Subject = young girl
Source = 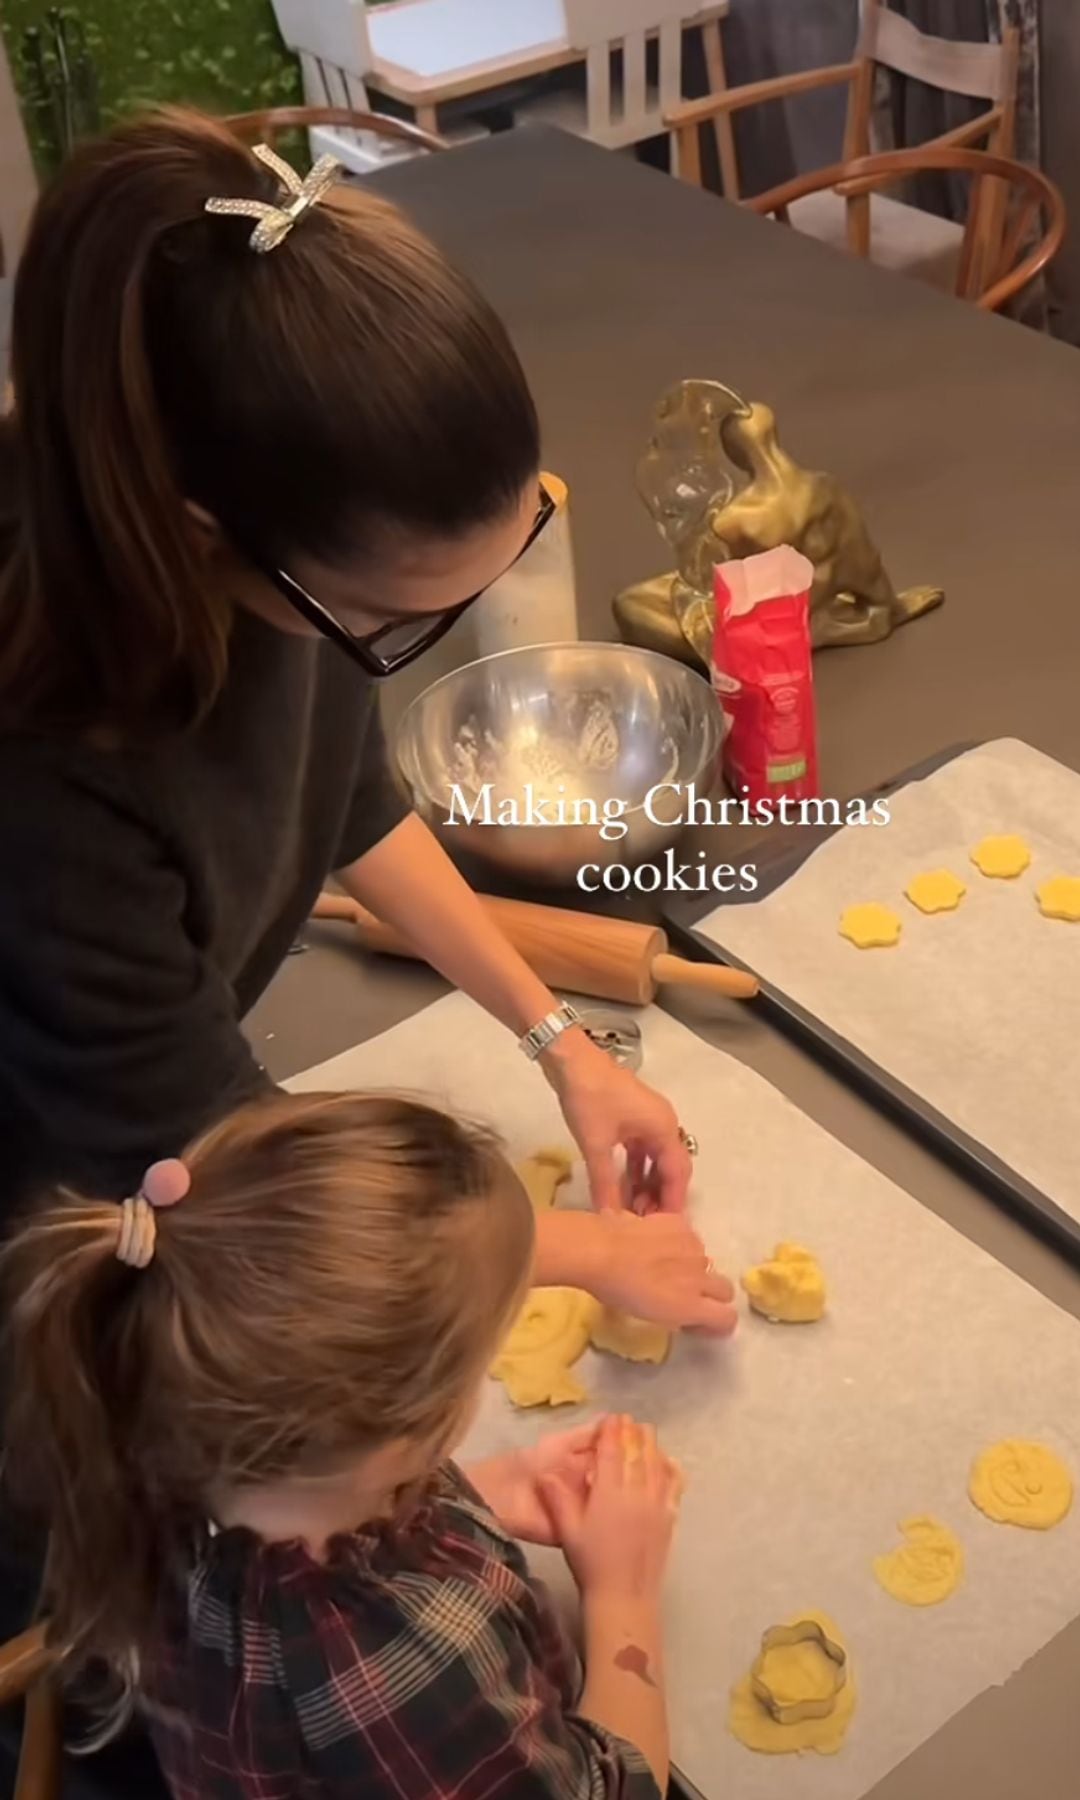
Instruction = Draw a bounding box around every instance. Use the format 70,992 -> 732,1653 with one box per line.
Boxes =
2,1091 -> 682,1799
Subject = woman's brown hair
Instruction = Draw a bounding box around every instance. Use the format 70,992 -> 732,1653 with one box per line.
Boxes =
0,1090 -> 532,1683
0,107 -> 540,737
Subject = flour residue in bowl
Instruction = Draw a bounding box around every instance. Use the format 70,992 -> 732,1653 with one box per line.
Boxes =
449,696 -> 679,817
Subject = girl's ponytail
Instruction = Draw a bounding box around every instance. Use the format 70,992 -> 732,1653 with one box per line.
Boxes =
2,1199 -> 176,1672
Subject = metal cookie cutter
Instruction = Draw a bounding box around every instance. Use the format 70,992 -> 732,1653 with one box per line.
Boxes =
750,1619 -> 847,1725
578,1010 -> 643,1072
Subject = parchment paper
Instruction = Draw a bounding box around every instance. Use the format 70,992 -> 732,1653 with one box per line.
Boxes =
288,993 -> 1080,1800
697,738 -> 1080,1225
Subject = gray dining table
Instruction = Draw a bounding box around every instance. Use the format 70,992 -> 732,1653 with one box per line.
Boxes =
249,127 -> 1080,1800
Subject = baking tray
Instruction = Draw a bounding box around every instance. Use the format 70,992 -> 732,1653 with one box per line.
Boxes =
662,743 -> 1080,1267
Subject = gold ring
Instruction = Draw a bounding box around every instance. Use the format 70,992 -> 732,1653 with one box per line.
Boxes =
678,1127 -> 698,1156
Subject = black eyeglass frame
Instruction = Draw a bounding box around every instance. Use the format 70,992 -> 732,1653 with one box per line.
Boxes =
248,485 -> 556,678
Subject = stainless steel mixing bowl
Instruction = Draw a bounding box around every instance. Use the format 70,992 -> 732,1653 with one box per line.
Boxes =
395,642 -> 724,884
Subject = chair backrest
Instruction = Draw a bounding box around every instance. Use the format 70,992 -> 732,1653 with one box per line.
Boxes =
561,0 -> 688,146
863,0 -> 1010,102
271,0 -> 373,113
847,0 -> 1019,162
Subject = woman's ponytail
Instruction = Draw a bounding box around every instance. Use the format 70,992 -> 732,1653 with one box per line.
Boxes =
0,106 -> 540,742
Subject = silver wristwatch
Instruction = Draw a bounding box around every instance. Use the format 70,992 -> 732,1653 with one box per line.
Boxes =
519,1002 -> 583,1062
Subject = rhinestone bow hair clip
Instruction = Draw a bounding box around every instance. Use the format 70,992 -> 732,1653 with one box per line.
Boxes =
205,143 -> 342,254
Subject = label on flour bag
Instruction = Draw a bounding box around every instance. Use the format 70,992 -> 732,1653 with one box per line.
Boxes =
711,546 -> 819,807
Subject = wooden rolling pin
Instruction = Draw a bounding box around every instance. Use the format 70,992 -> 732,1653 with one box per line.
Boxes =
311,892 -> 758,1005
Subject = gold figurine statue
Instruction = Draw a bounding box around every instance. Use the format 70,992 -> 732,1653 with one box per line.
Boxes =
615,380 -> 943,669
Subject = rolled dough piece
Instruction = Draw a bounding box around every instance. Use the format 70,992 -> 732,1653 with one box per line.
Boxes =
742,1243 -> 825,1323
970,834 -> 1031,879
729,1613 -> 856,1756
968,1439 -> 1073,1529
490,1149 -> 672,1407
904,869 -> 967,915
872,1516 -> 964,1606
1036,875 -> 1080,922
839,903 -> 902,949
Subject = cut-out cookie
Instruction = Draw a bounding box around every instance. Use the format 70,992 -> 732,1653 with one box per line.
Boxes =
839,903 -> 902,949
904,870 -> 966,915
729,1613 -> 856,1756
742,1244 -> 825,1323
970,835 -> 1031,879
1036,876 -> 1080,922
873,1516 -> 964,1606
491,1150 -> 672,1408
968,1439 -> 1073,1529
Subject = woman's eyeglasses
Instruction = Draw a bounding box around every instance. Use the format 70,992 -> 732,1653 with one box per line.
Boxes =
256,486 -> 556,678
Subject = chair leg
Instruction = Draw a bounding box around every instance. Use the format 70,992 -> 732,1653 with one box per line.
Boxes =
14,1678 -> 62,1800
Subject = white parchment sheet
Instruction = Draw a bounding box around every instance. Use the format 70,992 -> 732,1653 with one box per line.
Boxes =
697,738 -> 1080,1226
289,995 -> 1080,1800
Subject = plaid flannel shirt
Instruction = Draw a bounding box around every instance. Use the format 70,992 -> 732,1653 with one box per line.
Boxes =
143,1465 -> 661,1800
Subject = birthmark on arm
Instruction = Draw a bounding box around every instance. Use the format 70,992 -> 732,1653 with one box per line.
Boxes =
614,1644 -> 658,1689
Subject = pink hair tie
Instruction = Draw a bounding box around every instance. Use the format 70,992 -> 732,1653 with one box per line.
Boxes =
140,1159 -> 191,1209
115,1159 -> 191,1269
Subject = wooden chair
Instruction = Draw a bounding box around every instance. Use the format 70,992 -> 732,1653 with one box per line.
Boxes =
0,1623 -> 60,1800
667,0 -> 1020,294
268,0 -> 475,174
747,146 -> 1065,314
512,0 -> 732,177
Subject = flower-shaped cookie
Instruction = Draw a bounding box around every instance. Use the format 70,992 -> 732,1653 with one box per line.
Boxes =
1036,875 -> 1080,922
839,903 -> 902,948
970,835 -> 1031,879
905,869 -> 967,914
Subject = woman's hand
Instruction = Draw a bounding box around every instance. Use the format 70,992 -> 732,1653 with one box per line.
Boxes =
467,1421 -> 604,1545
585,1211 -> 737,1335
541,1031 -> 692,1214
531,1208 -> 737,1336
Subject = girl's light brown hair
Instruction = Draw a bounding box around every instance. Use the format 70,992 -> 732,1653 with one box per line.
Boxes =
0,107 -> 540,738
1,1090 -> 532,1677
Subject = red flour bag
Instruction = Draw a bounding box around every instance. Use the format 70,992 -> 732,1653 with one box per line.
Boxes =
711,546 -> 819,807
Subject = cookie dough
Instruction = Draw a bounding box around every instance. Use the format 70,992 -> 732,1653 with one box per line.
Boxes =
590,1306 -> 671,1366
970,835 -> 1031,879
517,1148 -> 574,1212
491,1150 -> 672,1407
839,903 -> 902,949
1036,875 -> 1080,922
729,1614 -> 856,1756
969,1440 -> 1073,1529
905,869 -> 967,915
742,1244 -> 826,1323
872,1516 -> 964,1606
491,1287 -> 599,1407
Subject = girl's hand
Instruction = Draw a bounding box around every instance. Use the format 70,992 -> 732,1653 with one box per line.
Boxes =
467,1421 -> 603,1545
539,1415 -> 683,1603
542,1033 -> 691,1214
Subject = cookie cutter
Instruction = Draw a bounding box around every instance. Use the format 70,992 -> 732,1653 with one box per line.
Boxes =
750,1619 -> 847,1724
578,1010 -> 643,1072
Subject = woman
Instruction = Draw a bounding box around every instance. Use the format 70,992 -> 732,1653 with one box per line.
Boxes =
0,110 -> 735,1335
